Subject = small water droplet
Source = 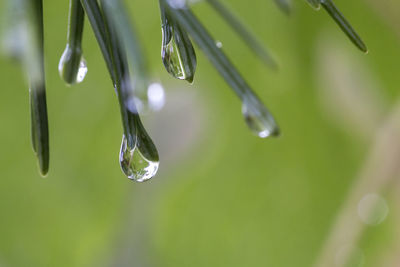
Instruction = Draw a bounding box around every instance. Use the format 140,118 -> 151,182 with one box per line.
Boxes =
242,95 -> 279,138
119,134 -> 159,182
58,45 -> 88,85
306,0 -> 321,10
357,193 -> 389,226
216,41 -> 223,48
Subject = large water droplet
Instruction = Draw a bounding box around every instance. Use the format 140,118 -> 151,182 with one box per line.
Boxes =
58,45 -> 88,85
119,135 -> 159,182
242,95 -> 280,138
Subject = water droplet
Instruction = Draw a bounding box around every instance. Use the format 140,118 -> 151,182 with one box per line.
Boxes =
306,0 -> 321,10
242,95 -> 279,138
161,20 -> 196,83
162,33 -> 185,80
119,134 -> 159,182
357,193 -> 389,226
216,41 -> 223,48
335,244 -> 364,267
58,45 -> 88,85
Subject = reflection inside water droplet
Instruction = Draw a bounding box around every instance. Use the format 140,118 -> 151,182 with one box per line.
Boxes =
76,59 -> 88,83
161,19 -> 196,84
160,3 -> 196,83
119,135 -> 159,182
241,95 -> 279,138
58,45 -> 88,85
162,31 -> 186,80
357,193 -> 389,226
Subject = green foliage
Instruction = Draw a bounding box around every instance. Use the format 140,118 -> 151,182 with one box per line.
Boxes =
1,0 -> 367,179
1,0 -> 399,266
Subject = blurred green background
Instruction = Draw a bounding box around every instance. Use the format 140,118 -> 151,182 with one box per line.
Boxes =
1,0 -> 400,266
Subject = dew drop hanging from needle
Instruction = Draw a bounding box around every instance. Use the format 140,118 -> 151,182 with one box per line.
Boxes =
58,0 -> 88,85
118,83 -> 160,182
241,95 -> 280,138
160,0 -> 197,84
119,114 -> 160,182
119,134 -> 160,182
59,46 -> 88,85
